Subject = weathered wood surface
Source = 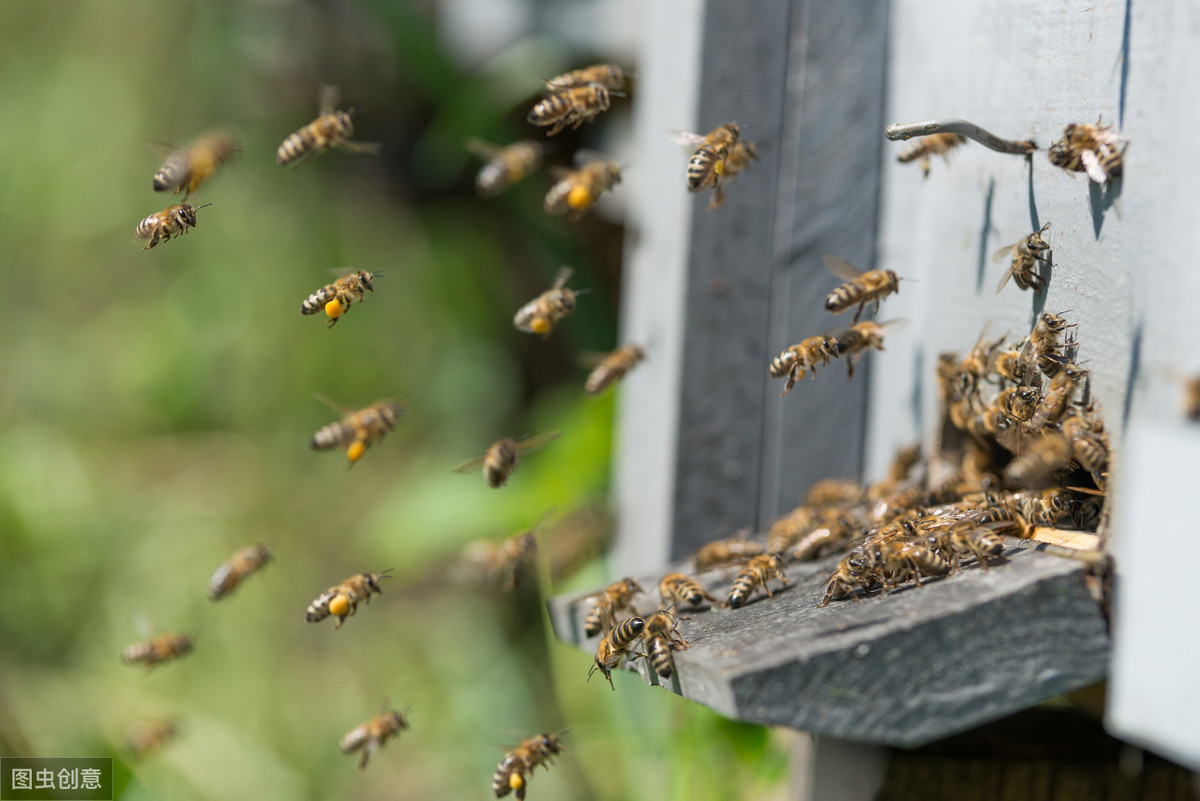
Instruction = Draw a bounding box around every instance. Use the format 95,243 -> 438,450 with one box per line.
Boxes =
548,540 -> 1109,747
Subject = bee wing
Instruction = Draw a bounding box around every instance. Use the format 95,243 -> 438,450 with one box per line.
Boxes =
313,393 -> 353,414
336,140 -> 382,155
147,139 -> 183,158
991,243 -> 1018,264
822,254 -> 864,281
577,351 -> 607,369
465,138 -> 502,159
1079,149 -> 1108,183
995,263 -> 1018,294
318,84 -> 341,117
667,130 -> 707,150
453,455 -> 488,473
572,149 -> 608,168
552,266 -> 574,288
515,430 -> 563,455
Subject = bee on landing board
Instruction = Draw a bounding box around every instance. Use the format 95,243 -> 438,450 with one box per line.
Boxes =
152,130 -> 239,198
658,572 -> 718,610
135,203 -> 210,250
1047,119 -> 1126,184
466,139 -> 544,197
993,223 -> 1052,294
492,732 -> 566,800
584,344 -> 645,394
823,254 -> 902,322
725,553 -> 789,609
643,609 -> 688,680
692,535 -> 764,571
543,159 -> 621,220
769,334 -> 839,395
301,269 -> 382,328
340,707 -> 409,770
306,569 -> 392,629
546,63 -> 626,92
671,122 -> 741,209
513,267 -> 581,338
589,616 -> 645,690
527,82 -> 613,137
583,577 -> 643,637
896,133 -> 966,178
310,396 -> 405,467
277,85 -> 381,167
454,432 -> 562,488
122,633 -> 193,668
208,544 -> 272,600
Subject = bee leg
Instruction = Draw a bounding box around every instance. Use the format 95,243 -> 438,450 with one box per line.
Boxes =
852,302 -> 865,324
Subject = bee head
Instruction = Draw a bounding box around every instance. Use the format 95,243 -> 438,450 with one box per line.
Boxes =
335,110 -> 354,135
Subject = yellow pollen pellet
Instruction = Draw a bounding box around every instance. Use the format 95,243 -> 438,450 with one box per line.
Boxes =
567,185 -> 593,210
329,595 -> 350,617
324,298 -> 344,320
346,440 -> 366,463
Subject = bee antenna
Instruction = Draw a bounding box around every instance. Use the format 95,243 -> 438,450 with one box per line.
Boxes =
378,568 -> 395,579
193,203 -> 214,210
609,90 -> 628,98
573,288 -> 593,297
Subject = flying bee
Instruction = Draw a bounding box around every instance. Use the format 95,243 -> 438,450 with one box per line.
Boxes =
706,139 -> 759,210
584,344 -> 645,394
671,122 -> 741,209
643,609 -> 688,680
310,396 -> 405,467
527,82 -> 613,137
658,572 -> 718,609
125,720 -> 178,759
770,334 -> 840,395
134,202 -> 210,250
835,319 -> 905,379
1004,430 -> 1072,486
1187,376 -> 1200,421
588,616 -> 645,690
896,132 -> 967,177
543,159 -> 621,220
513,267 -> 580,338
583,577 -> 643,637
493,732 -> 566,801
692,535 -> 764,571
301,269 -> 382,328
1030,364 -> 1088,429
466,139 -> 544,197
122,633 -> 193,668
461,531 -> 539,592
305,569 -> 391,629
994,222 -> 1052,294
277,85 -> 380,167
725,553 -> 788,609
208,544 -> 272,601
547,63 -> 626,92
152,129 -> 239,197
823,255 -> 902,323
454,431 -> 562,488
340,707 -> 409,770
1047,119 -> 1126,184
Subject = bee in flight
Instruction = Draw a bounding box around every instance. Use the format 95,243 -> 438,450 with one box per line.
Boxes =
152,129 -> 239,198
993,222 -> 1052,293
122,633 -> 193,668
709,139 -> 760,209
835,319 -> 903,380
340,707 -> 409,770
301,269 -> 382,328
310,396 -> 406,466
671,122 -> 741,209
493,732 -> 567,800
277,85 -> 381,168
896,132 -> 967,178
543,158 -> 621,220
460,530 -> 539,592
546,63 -> 626,92
1047,119 -> 1126,184
769,334 -> 839,395
306,569 -> 392,629
466,139 -> 544,197
125,719 -> 178,760
823,254 -> 902,322
527,82 -> 614,137
584,344 -> 645,394
135,203 -> 210,250
208,544 -> 272,601
454,432 -> 562,488
513,267 -> 581,338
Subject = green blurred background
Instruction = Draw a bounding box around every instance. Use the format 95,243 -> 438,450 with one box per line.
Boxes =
0,1 -> 790,798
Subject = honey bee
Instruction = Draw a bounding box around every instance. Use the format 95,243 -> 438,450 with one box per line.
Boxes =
461,531 -> 539,592
543,159 -> 621,220
125,720 -> 178,759
122,633 -> 193,667
996,385 -> 1042,424
208,544 -> 272,601
466,139 -> 544,197
492,732 -> 566,801
1184,376 -> 1200,421
583,577 -> 643,637
305,570 -> 391,629
658,572 -> 718,609
896,132 -> 967,177
819,546 -> 880,606
992,345 -> 1031,385
692,535 -> 764,571
770,334 -> 840,395
135,202 -> 210,250
707,139 -> 759,210
584,344 -> 645,394
877,539 -> 950,589
994,223 -> 1052,294
589,616 -> 645,690
513,267 -> 580,338
152,130 -> 239,197
823,255 -> 902,322
527,82 -> 613,137
1011,487 -> 1076,527
1060,408 -> 1109,488
806,479 -> 865,508
301,269 -> 382,328
1028,312 -> 1075,378
1029,364 -> 1088,429
643,610 -> 688,680
1003,430 -> 1072,486
277,85 -> 380,167
946,524 -> 1007,569
1047,120 -> 1126,184
672,122 -> 740,209
454,432 -> 562,488
547,63 -> 626,91
725,553 -> 788,609
340,708 -> 409,770
310,397 -> 406,466
835,320 -> 900,379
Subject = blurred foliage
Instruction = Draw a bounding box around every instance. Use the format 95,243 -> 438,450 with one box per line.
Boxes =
0,1 -> 790,799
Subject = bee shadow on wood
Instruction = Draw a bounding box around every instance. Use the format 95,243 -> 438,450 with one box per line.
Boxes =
1121,318 -> 1143,429
976,177 -> 995,294
1088,177 -> 1122,239
1119,0 -> 1133,128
